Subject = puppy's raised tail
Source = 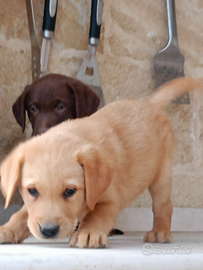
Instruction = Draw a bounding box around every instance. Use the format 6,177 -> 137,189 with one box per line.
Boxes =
148,77 -> 203,109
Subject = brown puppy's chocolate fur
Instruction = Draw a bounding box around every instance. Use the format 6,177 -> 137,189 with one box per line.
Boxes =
12,74 -> 100,136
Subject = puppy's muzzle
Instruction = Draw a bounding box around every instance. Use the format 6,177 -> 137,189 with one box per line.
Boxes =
33,127 -> 49,136
40,224 -> 60,239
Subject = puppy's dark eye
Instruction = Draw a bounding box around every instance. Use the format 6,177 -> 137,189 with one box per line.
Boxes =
28,188 -> 39,198
30,105 -> 38,113
64,188 -> 76,198
56,104 -> 66,111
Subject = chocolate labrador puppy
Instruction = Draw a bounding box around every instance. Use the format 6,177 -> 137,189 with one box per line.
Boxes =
12,74 -> 100,136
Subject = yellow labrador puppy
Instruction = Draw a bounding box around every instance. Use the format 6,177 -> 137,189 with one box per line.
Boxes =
0,77 -> 202,248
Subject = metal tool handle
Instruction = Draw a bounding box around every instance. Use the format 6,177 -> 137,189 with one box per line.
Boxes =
89,0 -> 103,46
42,0 -> 58,39
166,0 -> 179,46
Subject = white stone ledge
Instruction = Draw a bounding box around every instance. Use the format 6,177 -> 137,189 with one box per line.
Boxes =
1,233 -> 203,270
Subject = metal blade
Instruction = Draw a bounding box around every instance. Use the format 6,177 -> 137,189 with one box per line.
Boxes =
77,45 -> 105,108
77,45 -> 101,87
25,0 -> 41,82
40,38 -> 51,77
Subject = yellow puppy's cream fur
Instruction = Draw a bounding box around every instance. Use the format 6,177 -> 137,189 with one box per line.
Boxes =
0,77 -> 202,247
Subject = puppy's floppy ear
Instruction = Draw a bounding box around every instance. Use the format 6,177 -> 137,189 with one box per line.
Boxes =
77,146 -> 114,211
0,144 -> 25,209
68,82 -> 100,117
12,85 -> 30,132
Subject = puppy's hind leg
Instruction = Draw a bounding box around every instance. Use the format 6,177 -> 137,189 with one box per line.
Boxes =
144,157 -> 173,243
0,205 -> 30,244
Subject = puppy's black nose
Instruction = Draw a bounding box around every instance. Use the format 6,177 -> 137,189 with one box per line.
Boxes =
40,224 -> 60,239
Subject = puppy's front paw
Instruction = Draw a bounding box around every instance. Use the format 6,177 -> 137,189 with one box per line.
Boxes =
0,225 -> 29,244
0,226 -> 17,244
70,229 -> 108,248
144,230 -> 173,243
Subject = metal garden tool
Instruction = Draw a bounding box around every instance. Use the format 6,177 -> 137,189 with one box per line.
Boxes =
153,0 -> 189,104
41,0 -> 58,77
25,0 -> 58,81
77,0 -> 105,109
